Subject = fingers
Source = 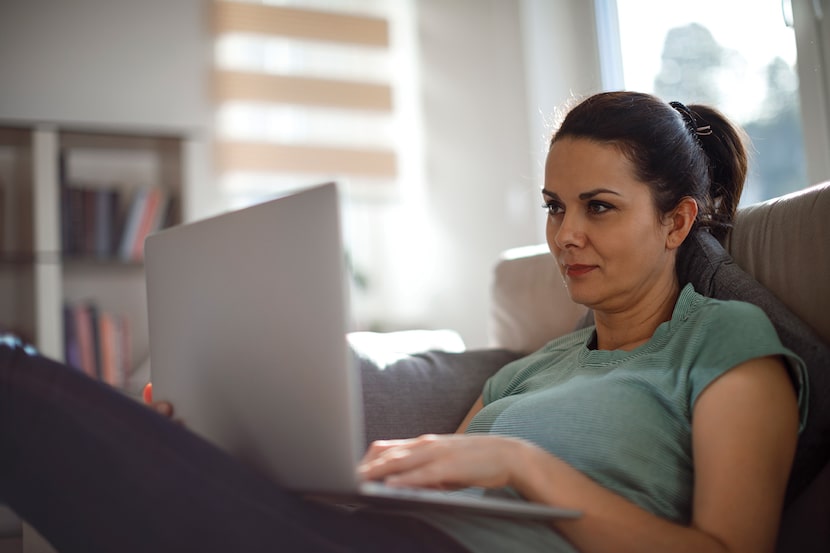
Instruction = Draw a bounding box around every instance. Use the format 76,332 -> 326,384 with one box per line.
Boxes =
358,435 -> 464,487
359,436 -> 426,475
141,381 -> 179,421
151,401 -> 174,418
360,437 -> 426,464
383,459 -> 460,490
358,434 -> 530,491
142,382 -> 153,404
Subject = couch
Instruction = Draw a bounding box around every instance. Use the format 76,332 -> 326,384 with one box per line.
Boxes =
5,183 -> 828,552
354,181 -> 830,553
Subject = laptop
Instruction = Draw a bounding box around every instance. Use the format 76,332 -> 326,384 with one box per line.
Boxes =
144,182 -> 579,520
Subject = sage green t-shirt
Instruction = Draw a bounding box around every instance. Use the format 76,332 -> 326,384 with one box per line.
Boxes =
410,284 -> 807,553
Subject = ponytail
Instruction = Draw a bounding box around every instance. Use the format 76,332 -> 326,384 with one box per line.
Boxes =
679,104 -> 749,241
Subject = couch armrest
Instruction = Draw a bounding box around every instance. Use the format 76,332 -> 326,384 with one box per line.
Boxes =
489,244 -> 588,353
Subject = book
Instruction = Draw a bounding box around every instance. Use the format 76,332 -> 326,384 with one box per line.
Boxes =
118,315 -> 131,383
72,303 -> 97,379
117,188 -> 149,261
94,187 -> 119,258
63,304 -> 82,372
98,311 -> 123,387
65,186 -> 86,256
64,300 -> 131,388
130,187 -> 167,261
87,303 -> 103,380
82,188 -> 97,256
60,183 -> 173,261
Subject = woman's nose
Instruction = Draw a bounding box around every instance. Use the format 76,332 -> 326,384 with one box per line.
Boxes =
551,213 -> 585,249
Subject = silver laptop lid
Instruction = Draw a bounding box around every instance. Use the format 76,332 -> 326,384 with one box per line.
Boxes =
145,182 -> 365,494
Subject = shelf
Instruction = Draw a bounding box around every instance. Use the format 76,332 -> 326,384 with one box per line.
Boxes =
0,123 -> 187,388
0,252 -> 37,265
61,255 -> 146,269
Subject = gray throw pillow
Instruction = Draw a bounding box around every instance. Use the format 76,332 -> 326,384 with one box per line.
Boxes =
676,229 -> 830,505
355,348 -> 522,448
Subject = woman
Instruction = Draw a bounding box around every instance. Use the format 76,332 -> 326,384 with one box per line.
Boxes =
0,91 -> 805,553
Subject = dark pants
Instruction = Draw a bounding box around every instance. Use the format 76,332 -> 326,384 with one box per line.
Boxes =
0,339 -> 468,553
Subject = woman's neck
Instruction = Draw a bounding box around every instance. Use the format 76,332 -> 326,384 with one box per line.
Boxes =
592,279 -> 681,351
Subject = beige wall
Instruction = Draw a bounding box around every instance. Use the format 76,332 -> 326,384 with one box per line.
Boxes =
415,0 -> 602,346
0,0 -> 210,131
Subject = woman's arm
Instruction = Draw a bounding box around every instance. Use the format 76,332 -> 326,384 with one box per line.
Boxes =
360,355 -> 799,553
527,355 -> 798,553
688,355 -> 798,552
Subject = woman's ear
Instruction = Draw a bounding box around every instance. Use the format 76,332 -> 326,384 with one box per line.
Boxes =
665,197 -> 698,250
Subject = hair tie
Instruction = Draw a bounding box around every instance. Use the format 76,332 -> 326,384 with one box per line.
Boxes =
669,101 -> 713,137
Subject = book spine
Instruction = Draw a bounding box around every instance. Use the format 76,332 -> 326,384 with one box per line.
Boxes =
131,187 -> 163,261
63,303 -> 82,371
66,187 -> 85,256
98,312 -> 122,387
72,303 -> 97,379
120,315 -> 132,380
95,188 -> 116,258
87,303 -> 102,380
66,302 -> 131,387
82,188 -> 97,257
118,188 -> 148,261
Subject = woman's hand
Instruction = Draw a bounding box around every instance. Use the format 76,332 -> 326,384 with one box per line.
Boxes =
141,382 -> 175,419
357,434 -> 534,491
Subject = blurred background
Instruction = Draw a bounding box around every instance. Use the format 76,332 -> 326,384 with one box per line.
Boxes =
1,0 -> 828,349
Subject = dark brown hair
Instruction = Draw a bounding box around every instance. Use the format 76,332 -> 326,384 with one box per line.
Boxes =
550,91 -> 748,242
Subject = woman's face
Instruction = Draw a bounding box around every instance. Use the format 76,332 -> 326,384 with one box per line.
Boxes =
543,137 -> 678,313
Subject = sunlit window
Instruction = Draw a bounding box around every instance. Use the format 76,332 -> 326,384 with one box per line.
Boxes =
614,0 -> 807,204
212,0 -> 425,330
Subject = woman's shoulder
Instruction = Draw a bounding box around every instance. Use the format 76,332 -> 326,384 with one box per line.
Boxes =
676,284 -> 805,391
669,284 -> 801,374
681,284 -> 775,337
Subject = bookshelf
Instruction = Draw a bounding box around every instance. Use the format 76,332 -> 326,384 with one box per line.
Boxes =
0,127 -> 36,346
0,124 -> 188,395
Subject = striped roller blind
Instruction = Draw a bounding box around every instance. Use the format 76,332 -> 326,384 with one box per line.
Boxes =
213,0 -> 402,203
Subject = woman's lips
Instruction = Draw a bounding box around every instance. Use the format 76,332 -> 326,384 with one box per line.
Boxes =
564,264 -> 597,277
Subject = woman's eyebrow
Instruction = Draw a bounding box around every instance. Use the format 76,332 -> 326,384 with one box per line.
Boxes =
541,188 -> 621,200
578,188 -> 622,200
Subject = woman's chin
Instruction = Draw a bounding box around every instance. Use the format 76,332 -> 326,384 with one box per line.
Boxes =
564,284 -> 602,309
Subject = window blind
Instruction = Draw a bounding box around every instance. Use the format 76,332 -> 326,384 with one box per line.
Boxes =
213,0 -> 400,202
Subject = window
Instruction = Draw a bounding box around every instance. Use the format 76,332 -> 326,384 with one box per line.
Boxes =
212,0 -> 424,330
213,0 -> 416,205
613,0 -> 807,204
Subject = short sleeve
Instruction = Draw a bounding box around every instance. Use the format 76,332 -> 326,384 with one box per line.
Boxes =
687,299 -> 808,431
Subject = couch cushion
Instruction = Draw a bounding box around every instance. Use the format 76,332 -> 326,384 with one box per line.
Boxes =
677,229 -> 830,505
726,182 -> 830,345
489,244 -> 588,353
354,348 -> 522,448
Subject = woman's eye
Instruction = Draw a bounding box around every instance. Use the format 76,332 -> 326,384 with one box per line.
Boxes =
588,201 -> 613,214
542,202 -> 564,216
